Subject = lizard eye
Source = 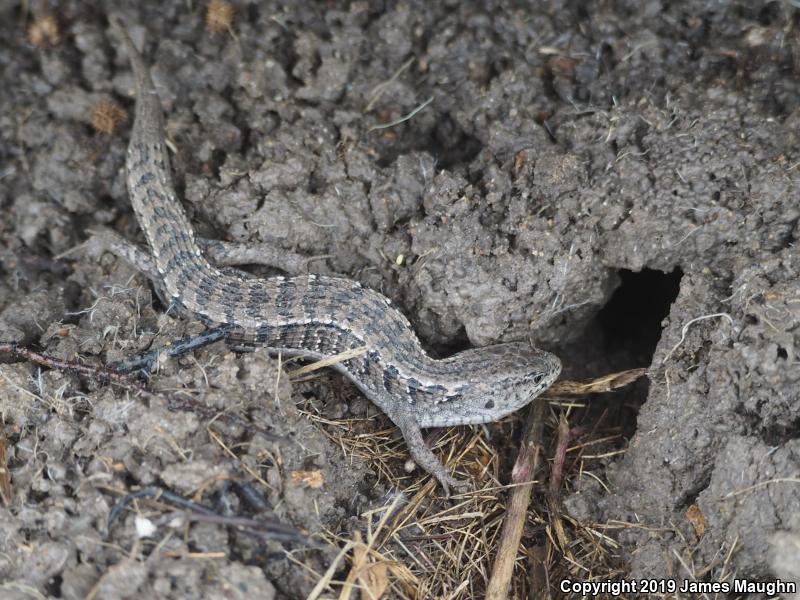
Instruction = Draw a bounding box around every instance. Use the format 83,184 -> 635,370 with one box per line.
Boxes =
533,373 -> 544,384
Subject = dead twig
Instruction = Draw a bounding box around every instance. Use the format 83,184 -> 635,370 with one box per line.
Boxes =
0,427 -> 11,506
545,418 -> 572,564
106,485 -> 316,546
487,368 -> 645,598
543,368 -> 647,397
0,342 -> 281,440
486,397 -> 547,599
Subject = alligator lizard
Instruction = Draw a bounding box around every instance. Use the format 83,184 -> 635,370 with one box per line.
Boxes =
110,19 -> 561,493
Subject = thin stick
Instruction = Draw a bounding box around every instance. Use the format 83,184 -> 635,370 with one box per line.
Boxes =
0,341 -> 149,388
287,346 -> 368,377
0,427 -> 11,506
0,342 -> 280,439
486,397 -> 547,599
542,368 -> 646,397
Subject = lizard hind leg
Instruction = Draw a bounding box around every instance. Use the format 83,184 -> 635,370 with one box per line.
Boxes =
85,231 -> 313,376
111,325 -> 233,376
86,228 -> 173,309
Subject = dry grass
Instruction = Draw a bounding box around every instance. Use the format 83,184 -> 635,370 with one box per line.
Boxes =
296,370 -> 651,599
3,329 -> 666,597
90,100 -> 128,135
205,0 -> 235,36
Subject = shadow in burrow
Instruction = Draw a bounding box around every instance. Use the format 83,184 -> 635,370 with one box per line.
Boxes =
560,267 -> 684,442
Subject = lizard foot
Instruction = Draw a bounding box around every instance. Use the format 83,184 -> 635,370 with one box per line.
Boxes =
397,420 -> 474,497
431,468 -> 473,498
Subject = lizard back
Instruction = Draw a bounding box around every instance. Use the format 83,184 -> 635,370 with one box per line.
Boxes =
115,21 -> 560,435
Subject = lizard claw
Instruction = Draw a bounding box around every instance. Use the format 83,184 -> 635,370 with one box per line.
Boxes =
396,420 -> 475,497
432,469 -> 473,498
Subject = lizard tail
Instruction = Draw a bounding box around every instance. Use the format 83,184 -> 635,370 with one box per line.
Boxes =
109,15 -> 164,146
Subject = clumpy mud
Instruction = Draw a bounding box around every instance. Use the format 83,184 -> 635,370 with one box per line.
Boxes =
1,1 -> 799,598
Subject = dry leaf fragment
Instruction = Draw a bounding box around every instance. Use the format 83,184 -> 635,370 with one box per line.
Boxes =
686,504 -> 706,537
289,469 -> 324,489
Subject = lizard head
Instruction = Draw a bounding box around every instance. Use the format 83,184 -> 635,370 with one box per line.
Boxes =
415,342 -> 561,428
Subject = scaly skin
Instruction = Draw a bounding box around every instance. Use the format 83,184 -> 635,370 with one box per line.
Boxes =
110,18 -> 561,493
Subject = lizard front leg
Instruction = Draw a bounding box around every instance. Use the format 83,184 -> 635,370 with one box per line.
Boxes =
391,412 -> 472,496
88,229 -> 312,276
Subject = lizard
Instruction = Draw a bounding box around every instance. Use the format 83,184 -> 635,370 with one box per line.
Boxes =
107,18 -> 561,494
